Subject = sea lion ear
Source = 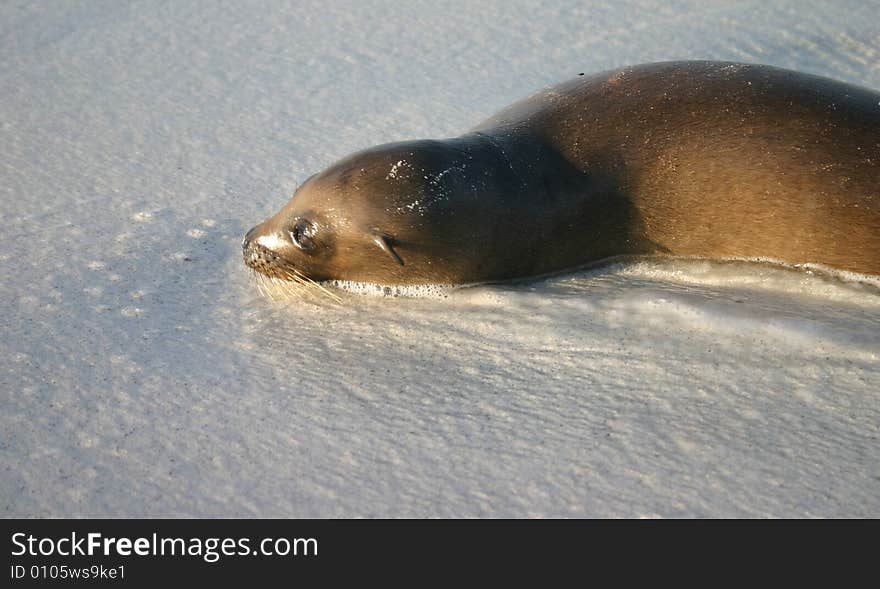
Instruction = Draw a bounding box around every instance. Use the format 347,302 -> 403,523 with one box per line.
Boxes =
373,234 -> 404,266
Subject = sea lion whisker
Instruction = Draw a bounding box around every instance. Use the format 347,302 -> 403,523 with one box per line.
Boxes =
291,269 -> 342,303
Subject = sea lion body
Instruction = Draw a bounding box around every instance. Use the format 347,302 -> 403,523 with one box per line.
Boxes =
243,61 -> 880,285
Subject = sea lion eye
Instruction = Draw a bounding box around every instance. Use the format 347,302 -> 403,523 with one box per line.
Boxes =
290,219 -> 317,252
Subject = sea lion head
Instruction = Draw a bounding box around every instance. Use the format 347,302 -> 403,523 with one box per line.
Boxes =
243,135 -> 521,286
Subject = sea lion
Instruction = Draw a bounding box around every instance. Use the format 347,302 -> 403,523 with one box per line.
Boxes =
243,61 -> 880,287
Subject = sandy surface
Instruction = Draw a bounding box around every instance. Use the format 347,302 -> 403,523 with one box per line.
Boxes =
2,0 -> 879,516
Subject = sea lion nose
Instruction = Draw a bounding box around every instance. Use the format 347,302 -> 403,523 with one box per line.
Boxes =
242,226 -> 259,253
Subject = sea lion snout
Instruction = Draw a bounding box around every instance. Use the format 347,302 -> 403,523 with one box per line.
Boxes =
242,223 -> 291,275
242,226 -> 268,272
242,225 -> 259,252
242,223 -> 293,257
